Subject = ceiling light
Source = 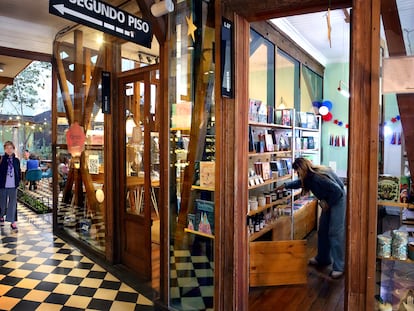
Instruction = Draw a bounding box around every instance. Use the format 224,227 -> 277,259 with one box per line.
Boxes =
0,63 -> 4,72
337,80 -> 350,98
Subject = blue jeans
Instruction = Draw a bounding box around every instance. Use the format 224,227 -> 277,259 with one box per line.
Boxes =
0,188 -> 18,223
315,194 -> 346,272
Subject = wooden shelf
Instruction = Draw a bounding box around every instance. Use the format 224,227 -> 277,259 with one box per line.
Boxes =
184,228 -> 215,239
248,121 -> 292,129
248,201 -> 288,216
295,148 -> 319,153
248,175 -> 292,190
248,216 -> 289,241
378,201 -> 414,209
295,126 -> 319,132
377,256 -> 414,263
248,151 -> 292,158
192,185 -> 214,192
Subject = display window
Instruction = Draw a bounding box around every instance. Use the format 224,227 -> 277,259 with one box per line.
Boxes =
168,0 -> 216,309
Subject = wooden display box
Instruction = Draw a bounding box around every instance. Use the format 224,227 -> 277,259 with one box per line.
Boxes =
249,240 -> 307,286
293,199 -> 317,240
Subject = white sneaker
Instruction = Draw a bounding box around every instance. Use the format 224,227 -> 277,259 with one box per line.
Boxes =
330,270 -> 343,279
308,257 -> 319,265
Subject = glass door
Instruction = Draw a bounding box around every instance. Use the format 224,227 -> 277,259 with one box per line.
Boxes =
119,68 -> 159,281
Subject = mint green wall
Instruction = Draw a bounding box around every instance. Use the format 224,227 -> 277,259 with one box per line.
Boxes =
322,63 -> 349,177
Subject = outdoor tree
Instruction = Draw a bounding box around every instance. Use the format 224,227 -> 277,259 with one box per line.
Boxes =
0,61 -> 51,152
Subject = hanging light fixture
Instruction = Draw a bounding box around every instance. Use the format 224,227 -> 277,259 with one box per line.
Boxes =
0,63 -> 4,72
337,80 -> 350,98
126,114 -> 137,137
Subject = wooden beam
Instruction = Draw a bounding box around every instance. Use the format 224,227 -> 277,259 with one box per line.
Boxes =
346,1 -> 381,310
135,0 -> 166,43
381,0 -> 405,56
0,76 -> 14,85
223,0 -> 352,22
53,41 -> 74,125
0,46 -> 51,62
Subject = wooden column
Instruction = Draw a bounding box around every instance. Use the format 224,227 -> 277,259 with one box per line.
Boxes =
346,1 -> 380,310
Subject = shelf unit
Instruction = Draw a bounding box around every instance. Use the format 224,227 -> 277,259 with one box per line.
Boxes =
247,108 -> 321,287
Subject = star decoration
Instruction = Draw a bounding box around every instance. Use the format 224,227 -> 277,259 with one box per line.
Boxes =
186,14 -> 197,42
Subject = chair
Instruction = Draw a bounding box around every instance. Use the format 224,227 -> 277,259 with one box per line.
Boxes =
25,169 -> 43,190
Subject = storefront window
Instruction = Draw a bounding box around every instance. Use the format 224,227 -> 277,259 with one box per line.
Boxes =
276,49 -> 300,110
53,27 -> 107,252
301,65 -> 323,112
249,29 -> 275,111
168,1 -> 216,309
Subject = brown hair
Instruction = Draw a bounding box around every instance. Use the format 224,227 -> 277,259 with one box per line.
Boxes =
3,141 -> 15,149
292,157 -> 332,192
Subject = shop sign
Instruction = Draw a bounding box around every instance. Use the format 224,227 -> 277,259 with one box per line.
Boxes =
221,18 -> 233,98
49,0 -> 153,48
66,122 -> 86,157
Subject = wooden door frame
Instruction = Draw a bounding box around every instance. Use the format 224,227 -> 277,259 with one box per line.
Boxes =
116,66 -> 157,281
220,0 -> 381,310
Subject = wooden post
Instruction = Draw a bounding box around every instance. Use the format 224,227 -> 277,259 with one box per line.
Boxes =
346,0 -> 380,310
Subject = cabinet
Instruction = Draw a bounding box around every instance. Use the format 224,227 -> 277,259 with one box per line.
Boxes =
247,108 -> 320,287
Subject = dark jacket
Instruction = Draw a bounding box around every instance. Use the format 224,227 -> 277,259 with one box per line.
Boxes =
284,169 -> 345,208
0,154 -> 21,188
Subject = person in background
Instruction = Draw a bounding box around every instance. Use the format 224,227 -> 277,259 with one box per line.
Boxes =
26,153 -> 40,190
20,149 -> 30,185
0,141 -> 21,232
276,157 -> 346,279
58,153 -> 69,191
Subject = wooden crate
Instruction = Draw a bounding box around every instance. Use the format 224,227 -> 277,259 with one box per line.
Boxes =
249,240 -> 307,287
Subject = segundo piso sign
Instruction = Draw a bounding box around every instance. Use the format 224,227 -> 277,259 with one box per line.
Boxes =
49,0 -> 152,48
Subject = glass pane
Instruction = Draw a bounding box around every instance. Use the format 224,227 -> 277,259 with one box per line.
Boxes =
276,49 -> 300,110
168,1 -> 216,309
249,29 -> 275,114
54,27 -> 106,253
125,81 -> 145,215
301,65 -> 323,112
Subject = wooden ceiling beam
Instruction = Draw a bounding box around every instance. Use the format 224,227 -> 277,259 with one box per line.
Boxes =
135,0 -> 166,43
381,0 -> 405,56
223,0 -> 352,22
0,76 -> 14,85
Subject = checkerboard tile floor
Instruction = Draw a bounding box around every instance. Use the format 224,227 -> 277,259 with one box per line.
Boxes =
170,248 -> 214,311
0,204 -> 154,311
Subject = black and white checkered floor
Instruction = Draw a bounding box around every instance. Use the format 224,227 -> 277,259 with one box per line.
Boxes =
15,180 -> 215,310
0,204 -> 154,311
169,248 -> 214,311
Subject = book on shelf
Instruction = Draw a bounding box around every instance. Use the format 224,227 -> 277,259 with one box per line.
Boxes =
282,109 -> 291,126
194,199 -> 214,235
264,133 -> 274,152
275,109 -> 282,125
307,137 -> 315,149
306,112 -> 318,129
199,161 -> 215,188
299,111 -> 307,128
249,126 -> 256,152
249,98 -> 262,122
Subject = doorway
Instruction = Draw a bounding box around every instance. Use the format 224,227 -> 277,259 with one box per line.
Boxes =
118,66 -> 160,289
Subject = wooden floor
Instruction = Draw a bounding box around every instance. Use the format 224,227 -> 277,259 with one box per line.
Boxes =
248,231 -> 345,311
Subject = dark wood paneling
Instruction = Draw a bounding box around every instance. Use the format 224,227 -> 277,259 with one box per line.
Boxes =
346,1 -> 381,310
223,0 -> 352,22
0,46 -> 52,62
